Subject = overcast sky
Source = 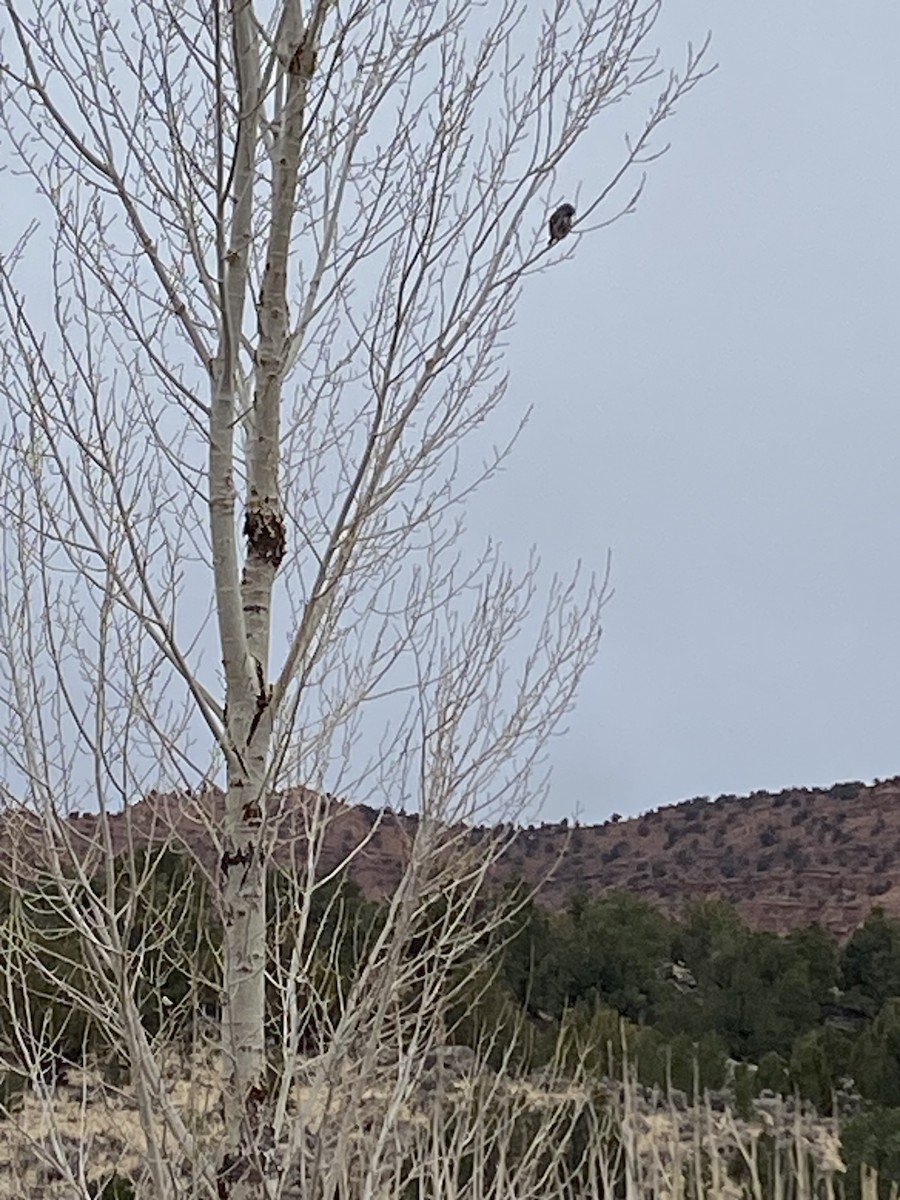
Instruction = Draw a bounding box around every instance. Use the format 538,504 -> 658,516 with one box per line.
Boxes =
4,3 -> 897,824
466,2 -> 900,822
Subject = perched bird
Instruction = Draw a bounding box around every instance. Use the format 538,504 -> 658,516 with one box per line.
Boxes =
548,203 -> 576,246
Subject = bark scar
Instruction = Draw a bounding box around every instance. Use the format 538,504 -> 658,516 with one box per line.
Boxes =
246,656 -> 272,747
243,489 -> 286,569
220,846 -> 253,878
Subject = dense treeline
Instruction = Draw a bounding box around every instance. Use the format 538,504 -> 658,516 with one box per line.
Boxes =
487,888 -> 900,1198
4,851 -> 900,1191
496,888 -> 878,1101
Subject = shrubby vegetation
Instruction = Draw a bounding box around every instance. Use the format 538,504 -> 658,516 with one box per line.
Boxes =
494,889 -> 900,1196
4,852 -> 900,1191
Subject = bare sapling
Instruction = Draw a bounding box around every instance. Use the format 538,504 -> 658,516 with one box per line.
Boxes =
0,0 -> 711,1195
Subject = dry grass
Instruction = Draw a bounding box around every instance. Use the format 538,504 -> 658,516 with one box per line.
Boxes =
0,1050 -> 853,1200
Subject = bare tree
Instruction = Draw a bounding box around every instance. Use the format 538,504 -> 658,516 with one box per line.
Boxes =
0,0 -> 710,1195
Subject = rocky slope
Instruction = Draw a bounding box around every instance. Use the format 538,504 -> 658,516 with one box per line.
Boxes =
8,776 -> 900,940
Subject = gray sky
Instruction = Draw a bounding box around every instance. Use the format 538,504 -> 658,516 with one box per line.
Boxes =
468,3 -> 900,822
4,2 -> 897,823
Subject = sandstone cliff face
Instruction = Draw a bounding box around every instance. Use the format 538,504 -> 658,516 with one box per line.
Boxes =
6,776 -> 899,940
491,777 -> 900,939
307,776 -> 900,939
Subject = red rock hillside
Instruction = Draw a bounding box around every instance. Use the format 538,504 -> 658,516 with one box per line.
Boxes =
4,777 -> 899,940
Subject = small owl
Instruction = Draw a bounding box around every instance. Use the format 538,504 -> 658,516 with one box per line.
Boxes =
548,203 -> 576,246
